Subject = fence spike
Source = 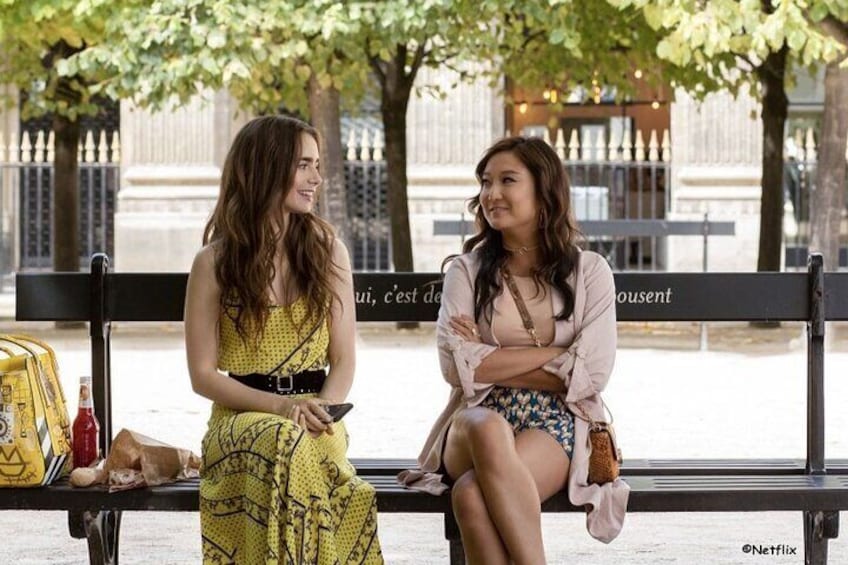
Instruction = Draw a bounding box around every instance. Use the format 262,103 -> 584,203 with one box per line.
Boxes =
621,130 -> 633,162
661,129 -> 671,162
97,130 -> 109,164
608,129 -> 620,161
635,130 -> 645,162
648,130 -> 659,162
34,130 -> 46,162
568,129 -> 580,161
84,130 -> 96,163
543,128 -> 551,146
20,131 -> 33,163
555,128 -> 566,159
8,131 -> 19,163
46,130 -> 55,162
372,130 -> 384,161
110,131 -> 121,163
346,130 -> 357,161
805,127 -> 817,162
359,129 -> 371,162
595,129 -> 606,161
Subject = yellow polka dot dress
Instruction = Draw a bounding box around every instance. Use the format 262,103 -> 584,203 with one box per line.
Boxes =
200,299 -> 383,564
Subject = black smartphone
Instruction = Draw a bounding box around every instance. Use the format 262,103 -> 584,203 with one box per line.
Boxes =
324,403 -> 354,422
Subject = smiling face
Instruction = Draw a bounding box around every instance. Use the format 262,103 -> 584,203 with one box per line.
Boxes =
479,150 -> 540,234
282,132 -> 321,215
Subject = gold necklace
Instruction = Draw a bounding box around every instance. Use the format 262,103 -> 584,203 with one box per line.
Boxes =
503,244 -> 539,256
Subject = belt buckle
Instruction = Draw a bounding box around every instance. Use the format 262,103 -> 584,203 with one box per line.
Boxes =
275,374 -> 293,393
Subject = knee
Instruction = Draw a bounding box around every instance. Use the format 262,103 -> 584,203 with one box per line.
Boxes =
462,410 -> 513,461
451,471 -> 486,524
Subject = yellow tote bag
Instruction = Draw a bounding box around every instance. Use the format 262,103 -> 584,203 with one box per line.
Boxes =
0,335 -> 72,487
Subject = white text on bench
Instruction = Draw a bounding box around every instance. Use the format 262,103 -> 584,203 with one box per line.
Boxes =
616,289 -> 672,305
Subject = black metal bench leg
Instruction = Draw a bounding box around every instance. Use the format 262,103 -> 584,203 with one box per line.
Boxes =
444,511 -> 466,565
804,511 -> 839,565
84,510 -> 122,565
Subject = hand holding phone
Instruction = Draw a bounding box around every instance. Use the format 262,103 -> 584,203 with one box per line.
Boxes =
324,403 -> 354,422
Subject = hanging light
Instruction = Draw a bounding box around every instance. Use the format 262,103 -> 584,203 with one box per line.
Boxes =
651,100 -> 660,110
550,89 -> 558,104
634,69 -> 643,79
543,89 -> 550,100
519,102 -> 528,114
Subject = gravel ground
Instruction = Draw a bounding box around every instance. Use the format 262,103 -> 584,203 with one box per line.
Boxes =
0,322 -> 846,564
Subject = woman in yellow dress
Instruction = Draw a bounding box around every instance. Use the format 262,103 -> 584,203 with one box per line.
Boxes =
184,115 -> 383,564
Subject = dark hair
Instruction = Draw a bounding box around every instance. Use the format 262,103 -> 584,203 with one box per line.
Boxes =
203,115 -> 339,343
450,136 -> 582,324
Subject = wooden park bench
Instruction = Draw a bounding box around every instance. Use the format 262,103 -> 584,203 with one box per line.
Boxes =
2,252 -> 847,564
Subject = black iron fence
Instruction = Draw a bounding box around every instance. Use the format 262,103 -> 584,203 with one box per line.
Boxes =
0,129 -> 119,286
782,128 -> 848,270
13,162 -> 119,270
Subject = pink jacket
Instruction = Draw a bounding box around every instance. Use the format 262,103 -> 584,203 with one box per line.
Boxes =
397,249 -> 629,543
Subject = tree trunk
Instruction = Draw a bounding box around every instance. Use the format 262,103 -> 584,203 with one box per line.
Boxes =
307,75 -> 350,248
809,60 -> 848,271
755,45 -> 789,272
49,40 -> 83,274
52,98 -> 81,273
377,55 -> 415,273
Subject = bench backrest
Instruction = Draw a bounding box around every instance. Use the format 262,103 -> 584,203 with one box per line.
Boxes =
17,265 -> 848,323
15,253 -> 848,472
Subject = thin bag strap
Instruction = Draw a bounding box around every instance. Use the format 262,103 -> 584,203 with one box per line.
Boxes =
266,315 -> 326,376
573,398 -> 614,427
501,267 -> 542,348
501,269 -> 615,428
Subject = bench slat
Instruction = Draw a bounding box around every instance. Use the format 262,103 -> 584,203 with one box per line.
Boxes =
350,458 -> 848,476
6,470 -> 848,513
366,475 -> 848,513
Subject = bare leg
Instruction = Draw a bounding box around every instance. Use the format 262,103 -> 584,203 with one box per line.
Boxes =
443,407 -> 546,565
451,470 -> 509,565
514,428 -> 570,502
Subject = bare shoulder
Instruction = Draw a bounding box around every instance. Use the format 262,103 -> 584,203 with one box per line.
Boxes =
185,245 -> 221,309
331,237 -> 352,272
191,244 -> 217,276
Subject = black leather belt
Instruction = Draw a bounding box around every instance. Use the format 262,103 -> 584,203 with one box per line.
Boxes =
229,369 -> 326,395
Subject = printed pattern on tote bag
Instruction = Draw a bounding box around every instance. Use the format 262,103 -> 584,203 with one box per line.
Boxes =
0,335 -> 72,487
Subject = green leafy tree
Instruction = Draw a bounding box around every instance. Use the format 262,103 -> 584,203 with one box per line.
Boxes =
611,0 -> 846,272
71,0 -> 373,247
74,0 -> 713,276
356,0 -> 716,272
493,0 -> 728,109
0,0 -> 112,273
77,0 -> 508,273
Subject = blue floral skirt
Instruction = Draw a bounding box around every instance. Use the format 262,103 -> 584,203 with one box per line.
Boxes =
480,386 -> 575,458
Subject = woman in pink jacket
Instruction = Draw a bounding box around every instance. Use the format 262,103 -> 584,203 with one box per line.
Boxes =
400,136 -> 629,563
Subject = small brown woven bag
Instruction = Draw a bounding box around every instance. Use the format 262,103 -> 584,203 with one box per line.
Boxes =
577,403 -> 622,485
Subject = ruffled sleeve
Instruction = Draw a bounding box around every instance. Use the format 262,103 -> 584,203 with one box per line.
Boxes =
437,257 -> 498,400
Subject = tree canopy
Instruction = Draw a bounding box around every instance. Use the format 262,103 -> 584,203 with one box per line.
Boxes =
610,0 -> 847,272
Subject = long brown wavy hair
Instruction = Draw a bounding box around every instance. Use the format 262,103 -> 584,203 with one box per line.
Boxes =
203,115 -> 339,344
454,136 -> 582,324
